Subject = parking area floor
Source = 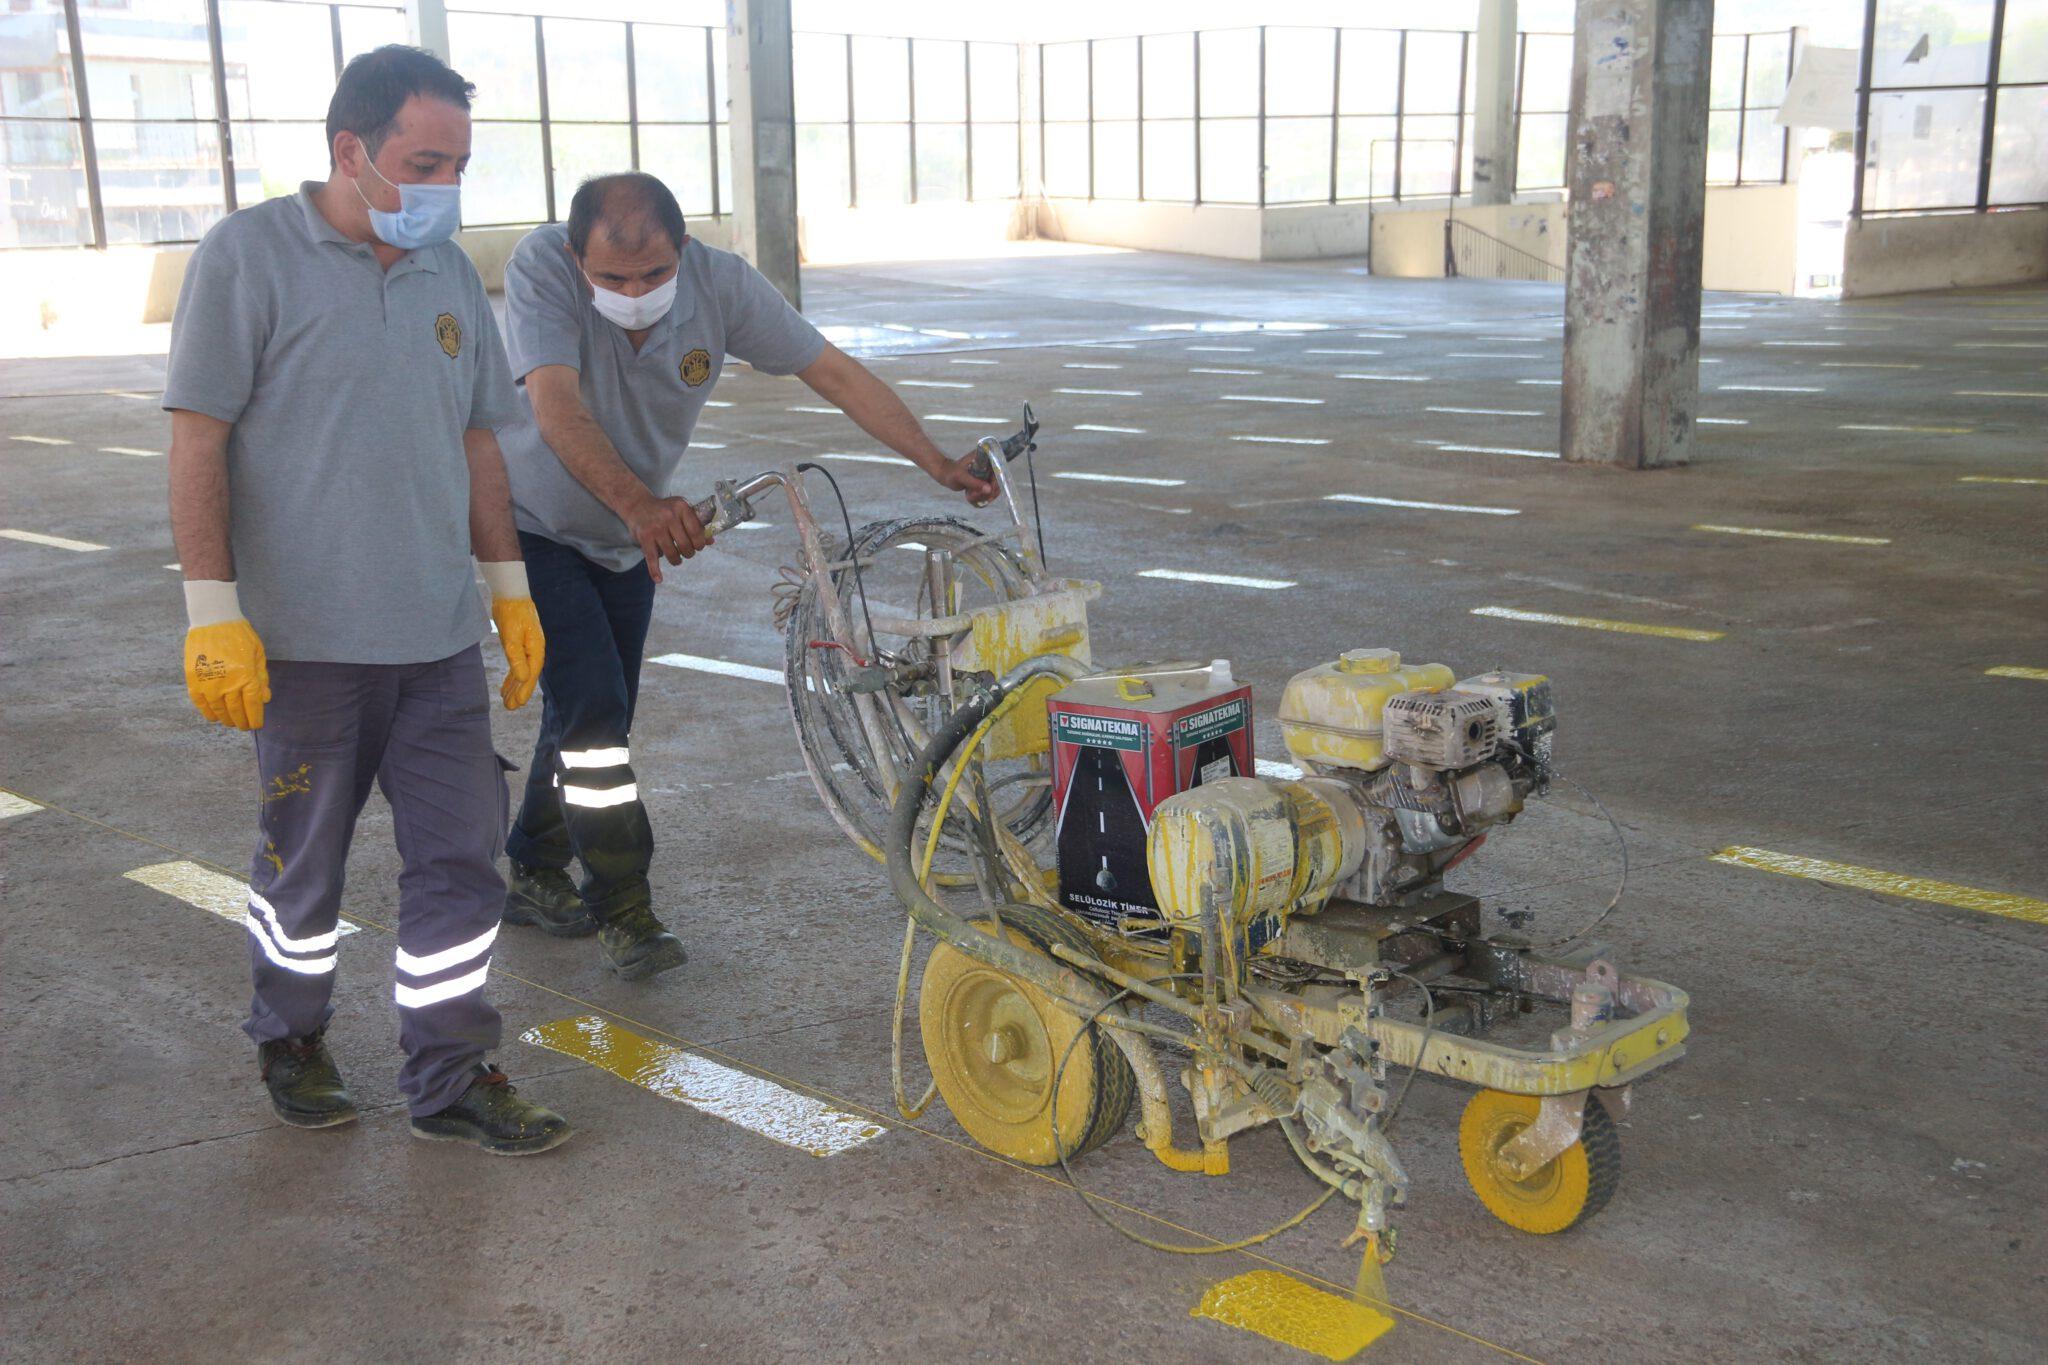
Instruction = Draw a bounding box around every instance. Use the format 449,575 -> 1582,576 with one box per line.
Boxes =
3,248 -> 2045,1362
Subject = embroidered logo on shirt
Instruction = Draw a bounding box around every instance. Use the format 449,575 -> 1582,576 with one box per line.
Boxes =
435,313 -> 462,358
680,349 -> 712,387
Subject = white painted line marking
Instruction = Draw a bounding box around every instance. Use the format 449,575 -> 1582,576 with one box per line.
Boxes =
649,653 -> 784,685
99,446 -> 161,457
899,380 -> 973,389
10,435 -> 71,446
924,414 -> 1010,424
789,405 -> 839,414
1326,494 -> 1519,516
1840,424 -> 1972,434
1056,387 -> 1143,397
1187,345 -> 1254,352
1,528 -> 108,552
1719,384 -> 1823,393
1701,324 -> 1747,330
1139,569 -> 1296,591
1517,378 -> 1563,386
1255,759 -> 1304,781
125,860 -> 363,937
1958,475 -> 2046,485
106,391 -> 156,400
1426,406 -> 1542,417
1696,417 -> 1749,425
1055,472 -> 1187,487
1762,341 -> 1843,348
1694,524 -> 1890,545
1074,423 -> 1147,434
704,400 -> 733,407
1476,335 -> 1546,342
949,358 -> 999,366
692,441 -> 727,449
1220,394 -> 1322,405
0,792 -> 43,820
1190,367 -> 1261,375
736,521 -> 773,530
1445,352 -> 1543,360
1956,341 -> 2048,349
1430,443 -> 1560,460
1354,332 -> 1406,339
1304,348 -> 1383,356
1472,606 -> 1724,642
1229,435 -> 1330,446
816,451 -> 915,466
1955,390 -> 2048,398
1821,361 -> 1920,369
1063,362 -> 1124,370
1335,373 -> 1431,383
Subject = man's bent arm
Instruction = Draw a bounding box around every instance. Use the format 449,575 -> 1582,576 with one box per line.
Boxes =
525,364 -> 655,521
168,409 -> 236,581
796,344 -> 956,480
464,426 -> 524,563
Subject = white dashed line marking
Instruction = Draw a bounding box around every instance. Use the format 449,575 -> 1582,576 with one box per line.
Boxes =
898,380 -> 973,389
1719,384 -> 1822,393
1054,472 -> 1187,487
1,528 -> 108,551
1697,417 -> 1749,425
1429,443 -> 1560,460
1426,406 -> 1541,417
1063,362 -> 1124,370
704,400 -> 733,407
1325,494 -> 1519,516
1220,394 -> 1322,405
789,405 -> 838,414
10,435 -> 70,446
949,358 -> 998,366
649,653 -> 784,685
1445,352 -> 1542,360
1189,367 -> 1261,375
1762,341 -> 1843,347
1229,435 -> 1329,446
1187,345 -> 1255,352
1335,373 -> 1431,383
1304,348 -> 1383,356
924,414 -> 1010,424
693,441 -> 727,449
1139,569 -> 1296,590
1956,341 -> 2048,349
1839,424 -> 1972,434
1517,379 -> 1563,386
816,451 -> 915,466
1056,387 -> 1143,397
1354,333 -> 1406,340
1074,423 -> 1147,434
1821,362 -> 1919,369
1694,524 -> 1890,545
1955,390 -> 2048,398
0,793 -> 43,820
99,447 -> 160,457
126,860 -> 364,937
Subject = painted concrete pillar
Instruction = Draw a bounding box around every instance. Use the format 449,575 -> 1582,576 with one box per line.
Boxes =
403,0 -> 450,63
1560,0 -> 1713,469
1471,0 -> 1519,206
726,0 -> 802,307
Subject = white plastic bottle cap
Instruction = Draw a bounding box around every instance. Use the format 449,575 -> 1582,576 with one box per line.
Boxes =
1209,658 -> 1235,688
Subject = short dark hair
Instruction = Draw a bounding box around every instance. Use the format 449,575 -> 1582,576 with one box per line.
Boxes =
566,173 -> 688,257
325,45 -> 474,164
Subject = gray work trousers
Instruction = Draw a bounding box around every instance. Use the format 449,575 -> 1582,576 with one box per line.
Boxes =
242,644 -> 508,1116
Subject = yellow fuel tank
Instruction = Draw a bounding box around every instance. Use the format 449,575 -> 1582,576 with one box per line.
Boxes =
1278,649 -> 1455,773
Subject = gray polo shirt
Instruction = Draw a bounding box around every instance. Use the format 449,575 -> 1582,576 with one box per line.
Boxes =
497,224 -> 827,572
163,182 -> 517,664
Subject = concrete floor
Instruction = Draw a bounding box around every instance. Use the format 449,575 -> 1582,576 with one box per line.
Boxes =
3,248 -> 2045,1363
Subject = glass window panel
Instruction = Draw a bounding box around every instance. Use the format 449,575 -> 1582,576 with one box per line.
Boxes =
1092,119 -> 1137,198
970,122 -> 1018,199
96,120 -> 224,244
1864,88 -> 1987,209
1043,121 -> 1089,197
1093,37 -> 1137,121
1516,111 -> 1567,189
1873,0 -> 1995,88
640,123 -> 715,216
1336,114 -> 1398,198
795,121 -> 850,210
81,0 -> 215,121
1707,109 -> 1740,182
970,43 -> 1019,121
1265,117 -> 1331,203
637,25 -> 712,124
550,123 -> 631,209
1199,116 -> 1258,201
0,120 -> 90,246
1741,114 -> 1785,182
914,39 -> 967,122
1746,34 -> 1791,107
1043,41 -> 1089,120
2002,0 -> 2048,82
1403,32 -> 1464,116
464,121 -> 546,224
221,1 -> 331,119
1142,117 -> 1195,200
1142,33 -> 1194,118
713,26 -> 727,119
1989,88 -> 2048,203
233,119 -> 326,203
852,36 -> 909,122
1,8 -> 79,118
1401,114 -> 1460,195
544,20 -> 626,123
854,121 -> 910,205
1263,27 -> 1335,118
1709,35 -> 1746,109
792,32 -> 847,124
717,122 -> 731,213
1462,111 -> 1475,194
918,123 -> 968,200
1338,30 -> 1401,116
1519,34 -> 1572,113
339,7 -> 406,67
1200,29 -> 1259,118
450,13 -> 540,121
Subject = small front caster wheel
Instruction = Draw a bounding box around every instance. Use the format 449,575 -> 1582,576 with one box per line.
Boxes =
1458,1089 -> 1620,1234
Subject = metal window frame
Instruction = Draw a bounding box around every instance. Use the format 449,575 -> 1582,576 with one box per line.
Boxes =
1854,0 -> 2032,217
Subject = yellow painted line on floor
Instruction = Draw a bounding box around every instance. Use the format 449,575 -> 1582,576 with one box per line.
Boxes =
1693,524 -> 1889,545
123,860 -> 363,936
1471,606 -> 1724,642
1,528 -> 108,552
1954,390 -> 2048,398
1711,847 -> 2048,927
1958,475 -> 2047,485
521,1015 -> 886,1157
9,434 -> 71,446
1986,666 -> 2048,681
1193,1271 -> 1394,1360
0,792 -> 44,820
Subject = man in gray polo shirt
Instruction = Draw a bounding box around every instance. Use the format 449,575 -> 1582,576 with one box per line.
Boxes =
164,45 -> 569,1154
495,172 -> 995,970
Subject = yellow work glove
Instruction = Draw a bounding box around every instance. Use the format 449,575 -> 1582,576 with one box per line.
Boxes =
182,581 -> 270,730
481,561 -> 544,710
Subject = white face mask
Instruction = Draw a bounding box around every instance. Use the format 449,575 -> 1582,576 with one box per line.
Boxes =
586,272 -> 678,330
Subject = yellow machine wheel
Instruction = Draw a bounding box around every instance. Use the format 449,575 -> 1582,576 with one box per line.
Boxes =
919,907 -> 1133,1166
1458,1090 -> 1620,1234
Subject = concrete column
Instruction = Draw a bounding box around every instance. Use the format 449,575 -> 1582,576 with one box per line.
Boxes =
726,0 -> 802,306
403,0 -> 450,63
1471,0 -> 1519,206
1560,0 -> 1712,469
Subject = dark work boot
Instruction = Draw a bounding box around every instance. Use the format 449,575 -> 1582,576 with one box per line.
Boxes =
258,1029 -> 358,1129
503,862 -> 597,938
595,902 -> 687,982
409,1064 -> 573,1156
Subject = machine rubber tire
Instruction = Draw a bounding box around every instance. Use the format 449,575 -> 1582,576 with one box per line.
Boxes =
1458,1089 -> 1620,1234
919,905 -> 1134,1165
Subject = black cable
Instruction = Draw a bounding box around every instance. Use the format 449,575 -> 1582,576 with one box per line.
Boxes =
795,460 -> 884,667
1024,441 -> 1047,570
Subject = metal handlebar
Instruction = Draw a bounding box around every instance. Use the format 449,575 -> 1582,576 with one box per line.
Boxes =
967,402 -> 1038,484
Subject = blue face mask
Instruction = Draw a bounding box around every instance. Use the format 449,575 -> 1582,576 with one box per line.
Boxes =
353,156 -> 462,250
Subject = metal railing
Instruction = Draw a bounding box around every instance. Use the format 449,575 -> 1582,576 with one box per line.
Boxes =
1444,217 -> 1563,282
